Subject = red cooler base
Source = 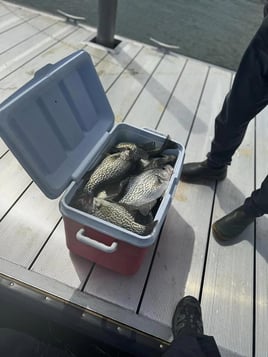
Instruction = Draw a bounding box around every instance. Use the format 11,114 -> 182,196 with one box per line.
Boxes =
63,216 -> 149,275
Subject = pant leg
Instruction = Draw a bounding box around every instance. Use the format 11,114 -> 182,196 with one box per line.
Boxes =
207,15 -> 268,167
162,335 -> 221,357
243,175 -> 268,216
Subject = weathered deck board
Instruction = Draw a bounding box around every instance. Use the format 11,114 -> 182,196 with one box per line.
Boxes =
31,220 -> 93,289
0,3 -> 266,356
0,2 -> 10,16
0,22 -> 77,78
0,15 -> 59,54
255,106 -> 268,357
156,58 -> 209,141
202,120 -> 255,357
139,66 -> 232,328
84,244 -> 156,311
124,53 -> 186,129
106,46 -> 164,123
0,151 -> 31,218
96,41 -> 143,91
0,28 -> 99,103
0,183 -> 61,266
0,9 -> 36,33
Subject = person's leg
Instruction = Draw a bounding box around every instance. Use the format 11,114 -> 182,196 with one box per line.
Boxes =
244,175 -> 268,216
182,15 -> 268,241
162,335 -> 220,357
162,296 -> 221,357
208,13 -> 268,167
182,14 -> 268,182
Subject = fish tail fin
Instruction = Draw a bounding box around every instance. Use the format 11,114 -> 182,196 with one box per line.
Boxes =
161,135 -> 178,152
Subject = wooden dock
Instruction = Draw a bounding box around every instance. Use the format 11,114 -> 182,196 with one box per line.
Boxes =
0,1 -> 267,356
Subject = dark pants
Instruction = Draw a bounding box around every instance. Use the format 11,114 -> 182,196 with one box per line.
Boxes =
207,16 -> 268,216
162,335 -> 221,357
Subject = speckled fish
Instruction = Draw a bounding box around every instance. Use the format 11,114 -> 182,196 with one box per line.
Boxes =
112,136 -> 177,159
119,164 -> 173,215
146,135 -> 178,157
83,150 -> 135,193
138,154 -> 177,171
110,142 -> 151,160
92,197 -> 155,235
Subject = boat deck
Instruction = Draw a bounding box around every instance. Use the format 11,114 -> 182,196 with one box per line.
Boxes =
0,2 -> 267,356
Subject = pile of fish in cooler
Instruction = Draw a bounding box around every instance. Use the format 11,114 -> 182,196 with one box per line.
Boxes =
71,136 -> 177,236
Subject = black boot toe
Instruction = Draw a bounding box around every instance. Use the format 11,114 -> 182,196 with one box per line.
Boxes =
212,206 -> 255,241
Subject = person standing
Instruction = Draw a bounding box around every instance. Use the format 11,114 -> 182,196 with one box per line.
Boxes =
181,6 -> 268,241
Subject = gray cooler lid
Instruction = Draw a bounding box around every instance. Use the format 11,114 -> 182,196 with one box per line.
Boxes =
0,50 -> 114,198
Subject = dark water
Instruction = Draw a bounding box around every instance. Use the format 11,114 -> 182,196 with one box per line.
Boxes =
7,0 -> 265,70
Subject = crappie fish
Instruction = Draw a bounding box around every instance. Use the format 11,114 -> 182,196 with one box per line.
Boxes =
146,135 -> 177,157
83,150 -> 135,193
111,136 -> 177,160
119,164 -> 173,214
110,142 -> 150,160
92,197 -> 155,235
139,154 -> 176,171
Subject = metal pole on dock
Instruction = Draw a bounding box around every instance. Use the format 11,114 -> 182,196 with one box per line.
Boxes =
96,0 -> 118,48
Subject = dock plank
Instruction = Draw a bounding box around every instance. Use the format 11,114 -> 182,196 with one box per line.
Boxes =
0,2 -> 10,17
0,183 -> 60,267
139,66 -> 232,327
255,106 -> 268,357
0,22 -> 78,79
0,15 -> 59,54
96,41 -> 143,91
0,28 -> 100,103
0,152 -> 31,218
31,220 -> 93,289
201,120 -> 255,357
156,58 -> 209,142
0,11 -> 36,33
84,244 -> 156,311
124,53 -> 186,129
106,46 -> 164,123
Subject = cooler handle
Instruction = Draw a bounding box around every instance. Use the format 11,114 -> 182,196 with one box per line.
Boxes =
76,229 -> 118,253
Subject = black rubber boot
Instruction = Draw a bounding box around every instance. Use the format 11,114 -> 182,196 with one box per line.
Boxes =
181,160 -> 227,183
172,296 -> 204,337
212,206 -> 255,242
